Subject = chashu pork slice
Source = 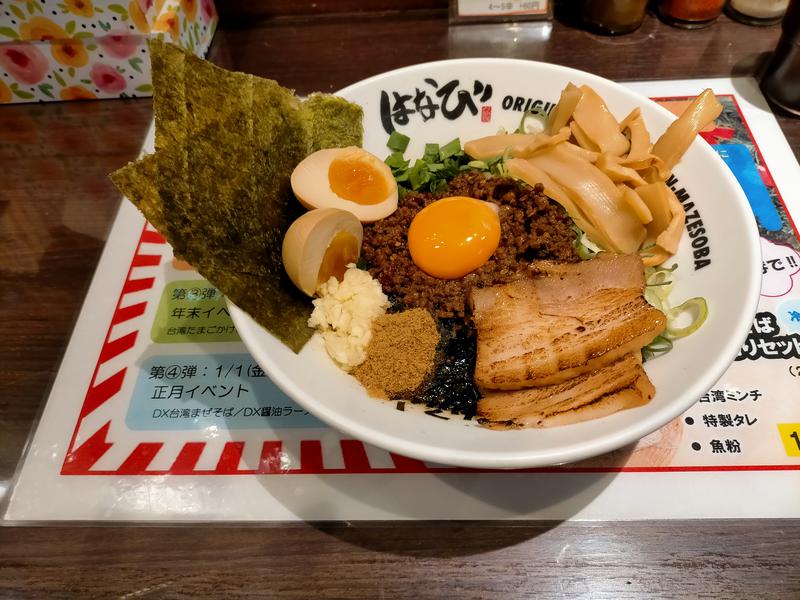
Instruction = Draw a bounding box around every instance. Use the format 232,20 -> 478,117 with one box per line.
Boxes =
471,254 -> 665,390
478,353 -> 655,429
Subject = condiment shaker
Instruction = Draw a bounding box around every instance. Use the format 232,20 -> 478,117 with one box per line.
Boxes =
727,0 -> 789,25
761,0 -> 800,114
659,0 -> 726,28
583,0 -> 650,35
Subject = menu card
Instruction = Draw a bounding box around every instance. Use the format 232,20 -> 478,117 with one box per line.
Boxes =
3,77 -> 799,522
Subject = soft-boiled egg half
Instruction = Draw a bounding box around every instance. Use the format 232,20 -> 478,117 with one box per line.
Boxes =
282,208 -> 363,296
290,147 -> 398,222
407,196 -> 501,280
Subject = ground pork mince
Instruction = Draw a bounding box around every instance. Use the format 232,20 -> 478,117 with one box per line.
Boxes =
359,171 -> 581,417
361,172 -> 580,320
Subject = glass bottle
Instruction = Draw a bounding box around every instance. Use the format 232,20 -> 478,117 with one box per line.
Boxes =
659,0 -> 726,28
761,0 -> 800,114
727,0 -> 789,25
583,0 -> 649,35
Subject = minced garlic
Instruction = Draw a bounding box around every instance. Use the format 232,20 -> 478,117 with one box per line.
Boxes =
307,264 -> 389,370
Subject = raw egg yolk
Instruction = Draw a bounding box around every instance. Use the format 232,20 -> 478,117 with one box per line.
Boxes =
317,230 -> 360,286
407,196 -> 501,280
328,152 -> 390,205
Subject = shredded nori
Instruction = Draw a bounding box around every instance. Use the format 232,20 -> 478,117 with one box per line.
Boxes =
424,409 -> 450,420
377,291 -> 482,419
409,320 -> 481,419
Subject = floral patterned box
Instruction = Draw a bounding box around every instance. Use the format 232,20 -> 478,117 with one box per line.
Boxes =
0,0 -> 217,103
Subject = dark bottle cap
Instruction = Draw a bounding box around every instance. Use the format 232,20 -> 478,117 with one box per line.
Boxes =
762,1 -> 800,115
782,0 -> 800,44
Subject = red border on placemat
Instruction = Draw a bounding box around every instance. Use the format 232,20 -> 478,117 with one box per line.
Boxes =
651,93 -> 800,241
60,94 -> 800,476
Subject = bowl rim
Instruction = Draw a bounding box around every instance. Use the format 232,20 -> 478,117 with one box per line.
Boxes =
230,58 -> 763,469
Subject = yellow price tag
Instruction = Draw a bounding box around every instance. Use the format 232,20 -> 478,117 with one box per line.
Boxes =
777,423 -> 800,457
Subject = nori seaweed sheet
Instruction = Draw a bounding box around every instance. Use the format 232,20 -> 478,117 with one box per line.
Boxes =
109,153 -> 166,234
301,93 -> 364,152
150,38 -> 186,152
110,41 -> 364,352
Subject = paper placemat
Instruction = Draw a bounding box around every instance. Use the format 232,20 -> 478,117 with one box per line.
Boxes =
4,77 -> 800,522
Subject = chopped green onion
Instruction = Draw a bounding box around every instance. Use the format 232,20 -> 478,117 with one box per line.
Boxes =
439,138 -> 461,159
407,159 -> 430,190
382,134 -> 502,197
423,143 -> 440,161
430,178 -> 449,194
467,160 -> 488,170
665,297 -> 708,339
486,155 -> 504,167
387,131 -> 410,152
384,151 -> 409,170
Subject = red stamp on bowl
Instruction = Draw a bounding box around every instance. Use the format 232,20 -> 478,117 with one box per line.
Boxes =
481,105 -> 492,122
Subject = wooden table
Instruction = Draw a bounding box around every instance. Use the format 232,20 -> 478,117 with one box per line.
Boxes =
2,6 -> 799,598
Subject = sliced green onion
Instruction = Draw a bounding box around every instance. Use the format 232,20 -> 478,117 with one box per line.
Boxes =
570,224 -> 600,260
516,110 -> 545,134
387,131 -> 410,152
666,297 -> 708,339
644,264 -> 676,311
576,242 -> 596,260
646,263 -> 677,283
639,243 -> 656,259
642,335 -> 674,362
644,295 -> 666,313
467,160 -> 488,170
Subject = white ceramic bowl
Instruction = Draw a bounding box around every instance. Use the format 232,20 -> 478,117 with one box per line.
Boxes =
230,59 -> 761,469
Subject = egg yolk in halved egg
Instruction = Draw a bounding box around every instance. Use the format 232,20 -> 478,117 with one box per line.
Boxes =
317,230 -> 361,285
328,152 -> 391,206
407,196 -> 501,280
290,147 -> 398,222
282,208 -> 363,296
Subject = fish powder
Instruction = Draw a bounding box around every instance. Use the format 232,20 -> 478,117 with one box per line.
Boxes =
354,308 -> 439,398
